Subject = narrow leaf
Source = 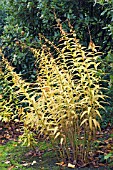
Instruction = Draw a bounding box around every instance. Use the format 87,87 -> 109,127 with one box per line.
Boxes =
80,119 -> 88,126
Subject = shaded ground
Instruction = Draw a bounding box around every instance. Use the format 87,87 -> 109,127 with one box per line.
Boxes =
0,121 -> 22,145
0,121 -> 113,169
0,140 -> 58,170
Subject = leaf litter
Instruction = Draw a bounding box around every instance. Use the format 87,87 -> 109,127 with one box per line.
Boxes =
0,121 -> 113,169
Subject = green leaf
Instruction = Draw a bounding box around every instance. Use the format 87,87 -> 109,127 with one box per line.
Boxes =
104,153 -> 112,160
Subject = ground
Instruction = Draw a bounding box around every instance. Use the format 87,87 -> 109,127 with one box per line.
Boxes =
0,121 -> 113,170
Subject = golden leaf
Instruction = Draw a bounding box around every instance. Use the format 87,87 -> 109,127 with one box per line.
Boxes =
80,111 -> 87,119
88,107 -> 91,115
92,119 -> 98,129
60,137 -> 64,145
80,119 -> 88,126
0,94 -> 2,99
95,110 -> 102,119
56,162 -> 65,166
54,132 -> 60,139
88,40 -> 97,52
89,116 -> 93,130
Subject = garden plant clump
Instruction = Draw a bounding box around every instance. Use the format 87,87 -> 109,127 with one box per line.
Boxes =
0,21 -> 108,167
0,0 -> 113,169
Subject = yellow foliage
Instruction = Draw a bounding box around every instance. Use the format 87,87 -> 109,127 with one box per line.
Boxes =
0,25 -> 106,164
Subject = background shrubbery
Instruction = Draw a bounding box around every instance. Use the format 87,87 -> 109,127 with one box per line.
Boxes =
1,0 -> 112,80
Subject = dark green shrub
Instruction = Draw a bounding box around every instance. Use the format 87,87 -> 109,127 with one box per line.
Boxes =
0,0 -> 112,82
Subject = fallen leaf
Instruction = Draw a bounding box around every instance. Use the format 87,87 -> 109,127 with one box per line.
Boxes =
68,163 -> 75,168
22,163 -> 30,166
5,161 -> 10,164
0,95 -> 2,99
107,144 -> 111,149
73,160 -> 76,165
94,165 -> 99,168
56,162 -> 65,166
8,165 -> 14,170
25,151 -> 33,157
13,144 -> 17,147
96,150 -> 104,153
31,160 -> 37,165
98,163 -> 106,166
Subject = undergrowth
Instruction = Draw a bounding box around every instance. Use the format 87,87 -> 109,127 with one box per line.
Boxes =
0,140 -> 58,170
